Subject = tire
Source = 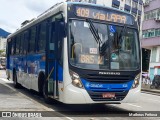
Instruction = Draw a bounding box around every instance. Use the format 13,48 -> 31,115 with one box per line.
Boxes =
150,85 -> 155,89
43,82 -> 52,104
13,71 -> 20,88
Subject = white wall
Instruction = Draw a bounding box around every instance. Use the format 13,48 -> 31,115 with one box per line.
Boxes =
0,37 -> 7,51
96,0 -> 112,6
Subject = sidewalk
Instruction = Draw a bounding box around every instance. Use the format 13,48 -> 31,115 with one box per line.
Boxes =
141,83 -> 160,94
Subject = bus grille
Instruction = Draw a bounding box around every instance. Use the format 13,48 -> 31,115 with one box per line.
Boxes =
88,90 -> 129,101
84,74 -> 133,83
82,74 -> 132,101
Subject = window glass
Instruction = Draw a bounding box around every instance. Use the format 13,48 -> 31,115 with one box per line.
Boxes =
69,20 -> 140,70
144,9 -> 160,20
112,4 -> 119,9
147,13 -> 149,20
29,27 -> 36,53
11,38 -> 16,55
38,22 -> 46,52
148,30 -> 155,37
157,9 -> 160,18
142,31 -> 146,38
153,10 -> 157,18
155,29 -> 160,36
7,40 -> 11,55
144,14 -> 147,20
125,0 -> 131,5
24,31 -> 28,54
151,47 -> 157,62
132,1 -> 138,9
150,11 -> 154,19
145,32 -> 148,38
16,36 -> 20,54
138,4 -> 142,11
20,34 -> 24,54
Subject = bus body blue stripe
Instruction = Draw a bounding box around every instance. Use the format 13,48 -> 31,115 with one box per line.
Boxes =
81,78 -> 133,91
58,65 -> 63,81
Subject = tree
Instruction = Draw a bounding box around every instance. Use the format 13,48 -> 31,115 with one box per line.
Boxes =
0,50 -> 5,57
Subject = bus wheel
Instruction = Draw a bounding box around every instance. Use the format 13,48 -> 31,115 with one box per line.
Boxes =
13,71 -> 20,88
43,82 -> 51,104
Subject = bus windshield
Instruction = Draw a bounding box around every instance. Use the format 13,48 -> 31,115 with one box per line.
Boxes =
69,20 -> 140,70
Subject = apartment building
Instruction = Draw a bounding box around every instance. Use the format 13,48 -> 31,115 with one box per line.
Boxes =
0,37 -> 7,52
141,0 -> 160,80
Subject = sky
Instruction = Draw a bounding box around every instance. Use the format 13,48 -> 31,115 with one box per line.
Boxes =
0,0 -> 64,33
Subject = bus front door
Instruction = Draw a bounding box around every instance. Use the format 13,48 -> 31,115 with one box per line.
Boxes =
46,17 -> 65,99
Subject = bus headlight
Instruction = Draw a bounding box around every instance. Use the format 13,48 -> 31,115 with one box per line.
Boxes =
69,70 -> 83,88
132,73 -> 140,89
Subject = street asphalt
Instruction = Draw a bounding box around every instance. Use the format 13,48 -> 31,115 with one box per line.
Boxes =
0,70 -> 160,120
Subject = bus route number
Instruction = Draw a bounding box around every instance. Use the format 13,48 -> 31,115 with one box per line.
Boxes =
77,8 -> 89,17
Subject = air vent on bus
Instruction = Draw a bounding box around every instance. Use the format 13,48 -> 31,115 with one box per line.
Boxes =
84,74 -> 133,83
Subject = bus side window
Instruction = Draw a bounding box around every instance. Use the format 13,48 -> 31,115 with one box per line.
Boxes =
29,27 -> 36,53
24,31 -> 29,55
50,22 -> 55,51
11,38 -> 16,55
38,22 -> 46,52
9,41 -> 12,55
6,39 -> 11,56
20,34 -> 24,54
16,35 -> 20,54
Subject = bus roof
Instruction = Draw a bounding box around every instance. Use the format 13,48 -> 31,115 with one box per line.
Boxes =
8,2 -> 135,39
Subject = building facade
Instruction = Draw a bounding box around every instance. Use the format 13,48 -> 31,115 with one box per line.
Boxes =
0,37 -> 7,52
141,0 -> 160,80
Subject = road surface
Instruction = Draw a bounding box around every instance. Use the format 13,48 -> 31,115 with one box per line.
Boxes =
0,70 -> 159,120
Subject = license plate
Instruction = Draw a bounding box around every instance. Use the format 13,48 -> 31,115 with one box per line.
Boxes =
102,93 -> 115,98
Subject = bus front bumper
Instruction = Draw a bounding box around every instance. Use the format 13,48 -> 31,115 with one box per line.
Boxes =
63,83 -> 140,104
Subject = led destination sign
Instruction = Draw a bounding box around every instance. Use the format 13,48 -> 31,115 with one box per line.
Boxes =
75,6 -> 133,25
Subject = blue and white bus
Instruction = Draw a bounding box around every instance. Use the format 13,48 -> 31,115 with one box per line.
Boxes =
6,2 -> 141,104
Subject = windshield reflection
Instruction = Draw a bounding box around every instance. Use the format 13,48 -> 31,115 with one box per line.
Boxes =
69,20 -> 140,70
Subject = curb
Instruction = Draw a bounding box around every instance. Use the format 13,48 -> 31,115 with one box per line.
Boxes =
141,88 -> 160,94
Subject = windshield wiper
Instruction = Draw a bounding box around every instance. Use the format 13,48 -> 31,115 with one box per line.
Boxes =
113,24 -> 127,51
118,24 -> 127,46
86,19 -> 104,54
86,19 -> 102,45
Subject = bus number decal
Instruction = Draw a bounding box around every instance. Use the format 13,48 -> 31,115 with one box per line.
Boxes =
75,6 -> 132,24
77,8 -> 89,18
79,54 -> 94,64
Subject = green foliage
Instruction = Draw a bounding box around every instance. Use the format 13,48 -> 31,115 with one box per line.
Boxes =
0,50 -> 5,57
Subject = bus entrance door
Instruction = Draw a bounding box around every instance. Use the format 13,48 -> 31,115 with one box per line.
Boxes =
46,20 -> 57,98
46,17 -> 65,99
